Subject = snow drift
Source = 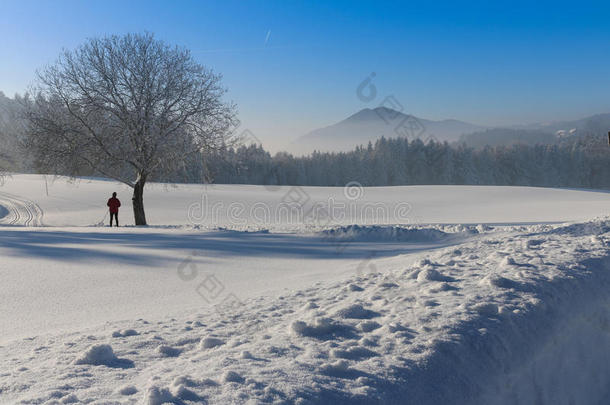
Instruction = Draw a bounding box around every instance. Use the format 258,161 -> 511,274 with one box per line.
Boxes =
2,219 -> 610,404
319,224 -> 477,243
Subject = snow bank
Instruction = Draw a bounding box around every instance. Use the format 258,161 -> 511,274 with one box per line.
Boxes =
2,219 -> 610,404
320,224 -> 456,243
319,224 -> 481,245
479,268 -> 610,404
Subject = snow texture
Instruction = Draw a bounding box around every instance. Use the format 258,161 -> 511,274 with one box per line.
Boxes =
2,218 -> 610,403
2,175 -> 610,403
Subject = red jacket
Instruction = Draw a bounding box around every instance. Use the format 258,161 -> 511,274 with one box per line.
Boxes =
107,197 -> 121,213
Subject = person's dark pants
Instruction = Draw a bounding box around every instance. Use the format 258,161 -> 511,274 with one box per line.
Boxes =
110,212 -> 119,227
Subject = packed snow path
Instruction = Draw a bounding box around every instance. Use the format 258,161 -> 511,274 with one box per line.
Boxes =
0,191 -> 44,227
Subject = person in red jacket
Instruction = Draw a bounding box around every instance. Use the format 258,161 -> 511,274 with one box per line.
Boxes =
107,192 -> 121,227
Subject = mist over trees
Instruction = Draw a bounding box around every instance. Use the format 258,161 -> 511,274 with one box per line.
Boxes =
3,84 -> 610,191
203,133 -> 610,190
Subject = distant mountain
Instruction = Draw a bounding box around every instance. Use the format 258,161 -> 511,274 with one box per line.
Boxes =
524,113 -> 610,136
290,107 -> 485,154
290,107 -> 610,155
460,113 -> 610,148
458,128 -> 559,148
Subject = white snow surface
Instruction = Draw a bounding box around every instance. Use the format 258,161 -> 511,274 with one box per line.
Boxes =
0,174 -> 609,228
1,175 -> 610,404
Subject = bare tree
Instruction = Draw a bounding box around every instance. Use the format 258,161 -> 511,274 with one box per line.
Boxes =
25,33 -> 236,225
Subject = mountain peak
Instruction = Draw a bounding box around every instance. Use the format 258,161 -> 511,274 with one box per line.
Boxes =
346,107 -> 405,122
291,108 -> 485,155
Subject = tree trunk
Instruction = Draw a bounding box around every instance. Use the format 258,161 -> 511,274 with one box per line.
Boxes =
132,173 -> 147,226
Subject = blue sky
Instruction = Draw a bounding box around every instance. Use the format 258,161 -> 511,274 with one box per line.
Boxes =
2,0 -> 610,151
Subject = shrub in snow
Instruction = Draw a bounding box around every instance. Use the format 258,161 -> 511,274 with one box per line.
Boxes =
199,337 -> 225,349
222,370 -> 245,383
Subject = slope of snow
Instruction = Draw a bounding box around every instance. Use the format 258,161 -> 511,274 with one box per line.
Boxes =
0,174 -> 609,228
1,175 -> 608,344
2,174 -> 610,404
2,220 -> 610,404
0,225 -> 466,343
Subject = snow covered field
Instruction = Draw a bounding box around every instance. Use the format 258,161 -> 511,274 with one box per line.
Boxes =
1,174 -> 609,228
1,174 -> 610,404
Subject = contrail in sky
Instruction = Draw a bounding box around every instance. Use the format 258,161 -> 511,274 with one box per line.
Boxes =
265,29 -> 271,45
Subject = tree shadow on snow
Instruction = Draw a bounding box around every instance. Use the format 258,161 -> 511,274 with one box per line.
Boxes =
0,228 -> 465,266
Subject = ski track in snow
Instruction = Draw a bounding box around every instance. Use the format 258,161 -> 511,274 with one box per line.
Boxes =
0,191 -> 44,227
